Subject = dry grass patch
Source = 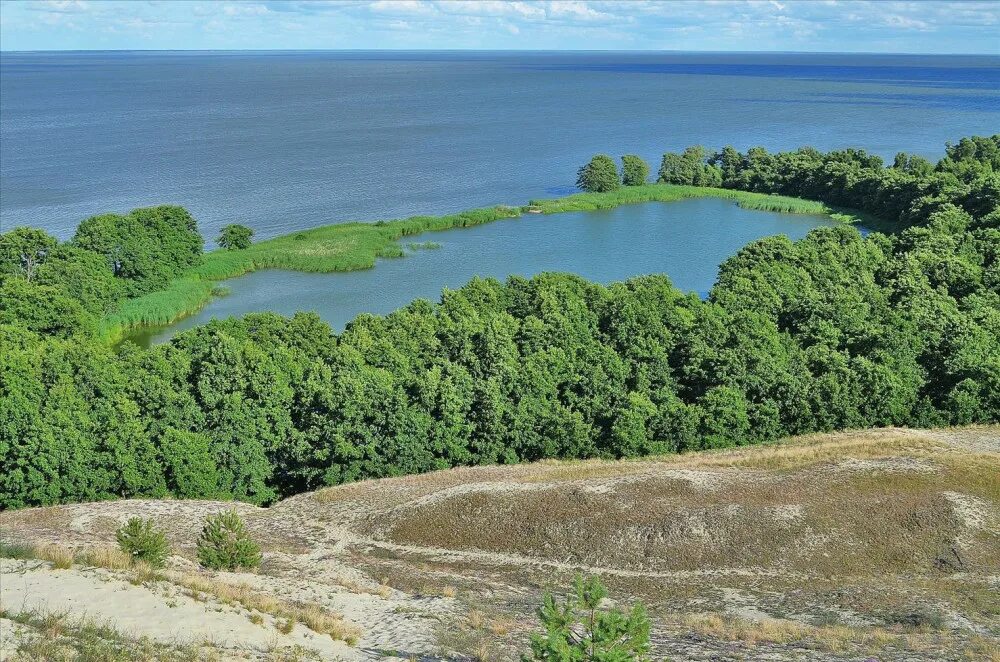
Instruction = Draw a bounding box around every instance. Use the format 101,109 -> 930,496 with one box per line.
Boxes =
0,505 -> 72,531
164,572 -> 362,645
516,459 -> 642,483
36,546 -> 364,646
374,427 -> 996,577
964,635 -> 1000,661
76,546 -> 133,570
659,430 -> 947,472
488,616 -> 517,636
4,606 -> 222,662
680,612 -> 959,654
127,560 -> 160,585
34,544 -> 74,570
467,609 -> 485,629
471,642 -> 494,662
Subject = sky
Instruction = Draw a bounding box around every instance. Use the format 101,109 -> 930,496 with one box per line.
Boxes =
0,0 -> 998,54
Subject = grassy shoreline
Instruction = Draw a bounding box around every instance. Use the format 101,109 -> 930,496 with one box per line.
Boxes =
103,184 -> 871,343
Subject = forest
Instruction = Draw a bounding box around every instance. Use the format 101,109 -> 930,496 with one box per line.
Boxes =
0,136 -> 997,509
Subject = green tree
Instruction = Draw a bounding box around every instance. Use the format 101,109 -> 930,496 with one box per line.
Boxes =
218,224 -> 254,250
0,227 -> 58,282
711,145 -> 743,185
523,575 -> 650,662
620,155 -> 650,187
35,245 -> 123,316
658,146 -> 719,186
577,155 -> 620,193
159,428 -> 224,499
73,205 -> 203,296
0,278 -> 95,338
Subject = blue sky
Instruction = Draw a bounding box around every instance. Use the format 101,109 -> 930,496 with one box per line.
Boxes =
1,1 -> 998,53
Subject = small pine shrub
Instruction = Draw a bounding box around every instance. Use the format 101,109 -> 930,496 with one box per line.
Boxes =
116,517 -> 169,569
523,575 -> 650,661
196,510 -> 261,571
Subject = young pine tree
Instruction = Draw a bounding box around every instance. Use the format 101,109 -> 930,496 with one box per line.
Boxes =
116,517 -> 170,569
522,575 -> 650,661
196,510 -> 261,571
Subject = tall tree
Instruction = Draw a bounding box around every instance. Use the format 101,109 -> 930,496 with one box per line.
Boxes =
577,155 -> 621,193
620,154 -> 650,186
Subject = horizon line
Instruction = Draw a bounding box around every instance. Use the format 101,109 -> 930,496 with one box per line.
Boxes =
2,48 -> 997,56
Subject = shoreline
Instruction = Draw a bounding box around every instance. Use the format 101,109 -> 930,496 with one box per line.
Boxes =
103,184 -> 874,344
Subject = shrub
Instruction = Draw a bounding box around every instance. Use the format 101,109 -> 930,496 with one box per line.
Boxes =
522,575 -> 650,661
116,517 -> 170,569
196,510 -> 261,571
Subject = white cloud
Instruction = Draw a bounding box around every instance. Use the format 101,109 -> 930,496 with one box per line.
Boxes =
34,0 -> 89,12
548,1 -> 616,22
370,0 -> 436,15
223,4 -> 272,17
882,13 -> 932,31
435,1 -> 546,20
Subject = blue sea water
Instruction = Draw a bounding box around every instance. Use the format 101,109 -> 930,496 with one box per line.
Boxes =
2,51 -> 998,241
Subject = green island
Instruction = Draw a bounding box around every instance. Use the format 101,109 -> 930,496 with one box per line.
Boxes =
0,137 -> 996,509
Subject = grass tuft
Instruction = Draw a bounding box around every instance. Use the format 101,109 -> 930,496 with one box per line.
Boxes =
76,547 -> 133,570
35,544 -> 74,570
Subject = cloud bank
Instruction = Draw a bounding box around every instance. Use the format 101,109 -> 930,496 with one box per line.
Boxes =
1,0 -> 997,53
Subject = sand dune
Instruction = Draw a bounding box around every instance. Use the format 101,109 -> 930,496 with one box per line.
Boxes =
2,426 -> 998,660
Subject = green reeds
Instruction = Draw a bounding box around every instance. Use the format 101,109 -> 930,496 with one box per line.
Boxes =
526,183 -> 864,221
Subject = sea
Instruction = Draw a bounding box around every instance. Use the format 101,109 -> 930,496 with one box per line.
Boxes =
3,51 -> 998,241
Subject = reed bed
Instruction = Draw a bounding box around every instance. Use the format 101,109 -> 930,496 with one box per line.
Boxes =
527,183 -> 858,218
103,186 -> 859,341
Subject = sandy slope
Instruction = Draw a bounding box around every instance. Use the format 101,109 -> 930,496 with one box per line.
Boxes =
2,426 -> 998,661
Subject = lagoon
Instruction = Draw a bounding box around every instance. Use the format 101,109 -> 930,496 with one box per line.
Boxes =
130,197 -> 841,345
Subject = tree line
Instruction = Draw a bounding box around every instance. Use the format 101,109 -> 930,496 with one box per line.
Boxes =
0,136 -> 996,509
577,136 -> 999,233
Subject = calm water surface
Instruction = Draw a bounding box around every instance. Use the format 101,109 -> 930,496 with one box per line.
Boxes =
2,51 -> 997,240
132,198 -> 840,345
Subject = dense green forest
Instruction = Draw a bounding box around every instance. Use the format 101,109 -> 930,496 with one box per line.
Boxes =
1,137 -> 997,509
